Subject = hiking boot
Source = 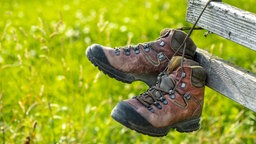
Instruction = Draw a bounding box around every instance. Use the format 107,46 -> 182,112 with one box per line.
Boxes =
86,29 -> 197,86
111,56 -> 206,137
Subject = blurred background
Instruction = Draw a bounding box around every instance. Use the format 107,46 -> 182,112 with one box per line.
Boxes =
0,0 -> 255,143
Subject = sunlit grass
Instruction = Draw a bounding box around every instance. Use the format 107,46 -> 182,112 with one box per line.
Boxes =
0,0 -> 256,143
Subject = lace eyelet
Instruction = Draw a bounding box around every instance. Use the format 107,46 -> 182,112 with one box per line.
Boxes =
153,102 -> 162,109
170,94 -> 175,99
160,41 -> 165,47
114,49 -> 120,56
134,46 -> 140,54
144,44 -> 150,52
169,90 -> 174,95
157,52 -> 166,61
147,106 -> 155,113
160,97 -> 168,105
181,72 -> 186,78
124,49 -> 131,56
163,100 -> 168,105
169,90 -> 176,99
181,83 -> 186,89
184,92 -> 191,100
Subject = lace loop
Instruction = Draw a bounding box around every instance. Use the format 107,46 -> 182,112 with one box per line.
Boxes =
135,75 -> 172,112
135,0 -> 213,113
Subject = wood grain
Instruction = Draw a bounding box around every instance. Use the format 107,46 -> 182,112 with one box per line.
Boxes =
186,0 -> 256,51
195,49 -> 256,112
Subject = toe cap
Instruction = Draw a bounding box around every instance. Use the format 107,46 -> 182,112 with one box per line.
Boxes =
111,101 -> 152,127
86,44 -> 110,65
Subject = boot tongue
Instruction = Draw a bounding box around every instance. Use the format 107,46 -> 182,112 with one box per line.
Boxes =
166,56 -> 182,74
159,74 -> 175,92
150,74 -> 175,99
136,74 -> 175,106
160,28 -> 171,38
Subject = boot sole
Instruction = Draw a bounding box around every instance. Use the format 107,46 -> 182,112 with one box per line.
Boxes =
111,102 -> 200,137
86,47 -> 157,86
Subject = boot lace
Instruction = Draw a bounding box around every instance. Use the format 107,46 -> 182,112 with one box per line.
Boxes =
115,42 -> 151,54
135,72 -> 169,113
135,68 -> 186,113
115,41 -> 170,66
135,0 -> 213,112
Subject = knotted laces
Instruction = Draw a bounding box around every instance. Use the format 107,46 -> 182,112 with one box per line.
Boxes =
135,0 -> 213,112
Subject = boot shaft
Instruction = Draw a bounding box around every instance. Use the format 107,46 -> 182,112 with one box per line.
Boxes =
111,56 -> 207,136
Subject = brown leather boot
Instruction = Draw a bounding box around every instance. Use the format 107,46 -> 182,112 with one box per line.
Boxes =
86,29 -> 197,86
111,56 -> 206,137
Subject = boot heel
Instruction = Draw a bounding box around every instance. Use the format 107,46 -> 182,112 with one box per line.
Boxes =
174,118 -> 200,132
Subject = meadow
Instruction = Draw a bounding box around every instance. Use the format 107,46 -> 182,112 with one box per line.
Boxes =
0,0 -> 256,143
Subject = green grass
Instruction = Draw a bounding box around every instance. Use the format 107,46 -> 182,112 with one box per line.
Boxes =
0,0 -> 256,143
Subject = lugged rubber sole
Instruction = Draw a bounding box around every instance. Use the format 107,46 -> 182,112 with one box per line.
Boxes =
86,46 -> 157,86
111,102 -> 200,137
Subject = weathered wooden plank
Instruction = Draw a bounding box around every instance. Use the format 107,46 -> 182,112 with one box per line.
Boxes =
195,48 -> 256,112
186,0 -> 256,51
